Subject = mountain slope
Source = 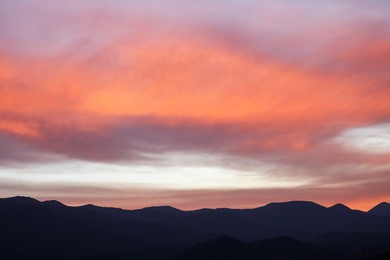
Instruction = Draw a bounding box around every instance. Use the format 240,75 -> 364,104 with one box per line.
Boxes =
369,202 -> 390,217
175,236 -> 253,260
228,201 -> 390,239
85,200 -> 390,241
176,235 -> 332,260
83,202 -> 283,241
312,232 -> 390,248
1,196 -> 390,259
0,197 -> 192,259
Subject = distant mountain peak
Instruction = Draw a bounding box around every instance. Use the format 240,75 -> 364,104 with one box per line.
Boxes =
376,202 -> 390,207
43,200 -> 65,207
368,202 -> 390,216
264,201 -> 324,209
78,203 -> 101,210
1,196 -> 40,204
329,203 -> 351,211
141,205 -> 182,213
267,200 -> 319,205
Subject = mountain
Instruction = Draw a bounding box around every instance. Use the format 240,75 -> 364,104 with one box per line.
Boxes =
1,196 -> 390,259
313,232 -> 390,249
0,197 -> 191,259
224,201 -> 390,240
312,232 -> 390,259
369,202 -> 390,217
251,235 -> 332,258
82,202 -> 281,242
77,200 -> 390,241
328,203 -> 352,212
177,235 -> 390,260
176,235 -> 332,260
175,236 -> 253,260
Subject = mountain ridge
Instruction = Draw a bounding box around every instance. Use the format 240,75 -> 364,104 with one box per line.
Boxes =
1,196 -> 390,259
369,202 -> 390,217
2,196 -> 387,212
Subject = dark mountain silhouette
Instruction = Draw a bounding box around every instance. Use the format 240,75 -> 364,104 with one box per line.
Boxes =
175,236 -> 253,260
328,203 -> 352,212
1,196 -> 390,259
177,235 -> 390,260
251,235 -> 331,257
176,235 -> 334,260
0,197 -> 189,259
313,232 -> 390,248
82,202 -> 282,242
312,232 -> 390,260
223,201 -> 390,240
85,200 -> 390,241
369,202 -> 390,217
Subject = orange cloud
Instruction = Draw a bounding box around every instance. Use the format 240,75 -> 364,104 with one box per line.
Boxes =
1,35 -> 389,132
0,119 -> 39,138
0,32 -> 389,167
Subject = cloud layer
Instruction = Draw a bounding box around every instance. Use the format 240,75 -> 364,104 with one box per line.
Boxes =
0,0 -> 389,210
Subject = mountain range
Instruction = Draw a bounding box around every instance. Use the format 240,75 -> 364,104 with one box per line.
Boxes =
1,196 -> 390,259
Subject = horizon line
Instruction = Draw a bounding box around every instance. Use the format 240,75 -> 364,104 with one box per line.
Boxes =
2,195 -> 388,213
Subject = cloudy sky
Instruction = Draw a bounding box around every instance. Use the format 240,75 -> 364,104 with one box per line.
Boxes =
0,0 -> 389,210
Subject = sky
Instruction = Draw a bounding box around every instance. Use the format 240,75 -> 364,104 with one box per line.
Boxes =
0,0 -> 389,211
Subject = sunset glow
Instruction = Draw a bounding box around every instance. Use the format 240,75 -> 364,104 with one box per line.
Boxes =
0,0 -> 389,210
